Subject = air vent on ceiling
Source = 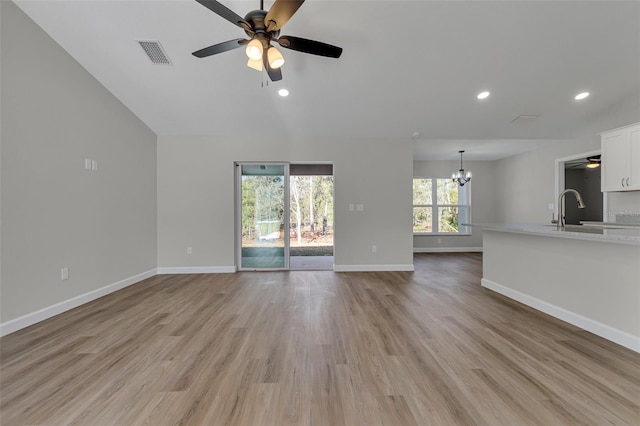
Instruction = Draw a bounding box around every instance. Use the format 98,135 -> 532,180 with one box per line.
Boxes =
137,40 -> 172,65
511,115 -> 539,123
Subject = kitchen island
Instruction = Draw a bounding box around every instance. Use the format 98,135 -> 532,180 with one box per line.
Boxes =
476,223 -> 640,353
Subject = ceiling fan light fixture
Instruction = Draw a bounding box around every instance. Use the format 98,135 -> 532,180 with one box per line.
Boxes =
267,46 -> 285,69
247,57 -> 263,71
245,39 -> 263,61
586,155 -> 601,168
192,0 -> 343,82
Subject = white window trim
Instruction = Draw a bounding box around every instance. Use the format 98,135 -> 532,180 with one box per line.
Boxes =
413,177 -> 472,236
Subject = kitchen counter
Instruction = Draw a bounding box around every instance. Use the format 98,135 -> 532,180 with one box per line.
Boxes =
581,221 -> 640,228
471,222 -> 640,245
477,224 -> 640,353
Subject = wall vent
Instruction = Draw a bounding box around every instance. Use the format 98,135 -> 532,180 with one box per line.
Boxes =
137,40 -> 172,65
511,115 -> 539,123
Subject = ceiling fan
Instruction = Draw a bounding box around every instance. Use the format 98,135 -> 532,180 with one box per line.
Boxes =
192,0 -> 343,81
565,155 -> 601,169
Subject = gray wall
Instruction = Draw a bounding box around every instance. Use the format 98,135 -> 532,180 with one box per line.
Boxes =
582,167 -> 603,221
413,160 -> 499,250
564,167 -> 602,225
564,169 -> 585,224
157,136 -> 414,270
1,1 -> 157,323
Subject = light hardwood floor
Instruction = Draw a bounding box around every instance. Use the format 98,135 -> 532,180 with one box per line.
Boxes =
1,253 -> 639,425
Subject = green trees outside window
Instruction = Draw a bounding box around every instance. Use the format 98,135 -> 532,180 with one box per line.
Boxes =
413,178 -> 470,234
290,176 -> 334,244
240,174 -> 334,248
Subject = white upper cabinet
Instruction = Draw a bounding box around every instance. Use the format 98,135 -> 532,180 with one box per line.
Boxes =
601,123 -> 640,192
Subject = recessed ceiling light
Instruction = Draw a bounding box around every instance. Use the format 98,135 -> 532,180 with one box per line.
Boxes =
574,92 -> 589,100
477,91 -> 490,100
278,88 -> 289,97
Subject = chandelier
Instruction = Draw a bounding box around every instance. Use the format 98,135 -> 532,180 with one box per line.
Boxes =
452,150 -> 472,186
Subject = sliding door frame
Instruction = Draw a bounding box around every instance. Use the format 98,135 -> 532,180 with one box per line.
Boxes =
235,162 -> 290,271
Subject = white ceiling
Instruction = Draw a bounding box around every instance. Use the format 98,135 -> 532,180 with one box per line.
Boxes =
13,0 -> 640,160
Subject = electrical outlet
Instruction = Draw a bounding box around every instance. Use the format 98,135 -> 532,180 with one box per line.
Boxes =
437,238 -> 442,244
356,204 -> 364,212
187,246 -> 192,255
61,267 -> 69,281
548,203 -> 555,211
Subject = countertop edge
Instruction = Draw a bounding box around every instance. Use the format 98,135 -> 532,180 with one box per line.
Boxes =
469,223 -> 640,246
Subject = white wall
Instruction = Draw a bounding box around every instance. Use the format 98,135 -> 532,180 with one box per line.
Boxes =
1,1 -> 157,325
157,136 -> 414,270
495,102 -> 640,223
413,160 -> 499,251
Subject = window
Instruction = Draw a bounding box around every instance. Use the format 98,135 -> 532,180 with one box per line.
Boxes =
413,178 -> 470,234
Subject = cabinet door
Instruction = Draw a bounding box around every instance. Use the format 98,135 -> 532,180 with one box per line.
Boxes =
628,125 -> 640,190
601,130 -> 628,191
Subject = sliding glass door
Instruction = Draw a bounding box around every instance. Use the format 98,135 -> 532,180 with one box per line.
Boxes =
289,164 -> 334,270
237,163 -> 289,270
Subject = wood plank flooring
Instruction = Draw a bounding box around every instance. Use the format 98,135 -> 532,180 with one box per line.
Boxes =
1,253 -> 639,425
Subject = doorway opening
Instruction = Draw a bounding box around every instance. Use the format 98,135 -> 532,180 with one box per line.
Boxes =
556,151 -> 604,225
289,164 -> 334,270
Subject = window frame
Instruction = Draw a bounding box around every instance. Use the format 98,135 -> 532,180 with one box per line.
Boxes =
413,177 -> 471,236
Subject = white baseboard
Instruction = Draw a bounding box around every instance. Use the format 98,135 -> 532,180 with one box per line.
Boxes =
481,278 -> 640,353
333,264 -> 415,272
414,247 -> 483,253
0,269 -> 157,337
157,266 -> 236,274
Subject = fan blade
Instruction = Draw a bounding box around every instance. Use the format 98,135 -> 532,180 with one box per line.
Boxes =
264,0 -> 305,32
192,38 -> 245,58
195,0 -> 247,28
277,36 -> 342,58
263,49 -> 283,81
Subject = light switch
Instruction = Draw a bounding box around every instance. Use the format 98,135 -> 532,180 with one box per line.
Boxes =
91,160 -> 98,171
85,159 -> 92,170
349,204 -> 354,212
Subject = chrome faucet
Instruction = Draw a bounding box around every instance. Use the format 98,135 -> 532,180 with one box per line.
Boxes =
557,189 -> 586,230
